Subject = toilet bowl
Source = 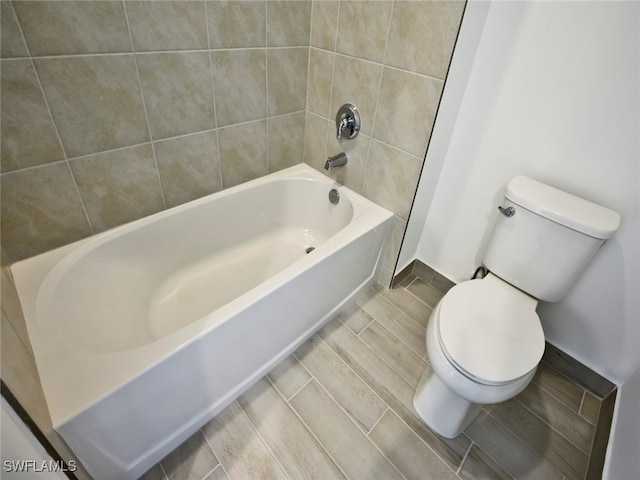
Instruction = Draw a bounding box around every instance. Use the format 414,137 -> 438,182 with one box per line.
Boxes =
412,175 -> 620,438
413,274 -> 543,438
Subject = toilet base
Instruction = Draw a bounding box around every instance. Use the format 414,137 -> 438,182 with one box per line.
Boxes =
413,365 -> 482,438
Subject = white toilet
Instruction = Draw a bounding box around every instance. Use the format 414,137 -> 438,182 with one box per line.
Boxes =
413,175 -> 620,438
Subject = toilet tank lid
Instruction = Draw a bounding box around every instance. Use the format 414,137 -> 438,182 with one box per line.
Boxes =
505,176 -> 621,239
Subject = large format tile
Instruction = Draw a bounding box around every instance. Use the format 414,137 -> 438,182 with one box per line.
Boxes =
310,1 -> 338,50
373,68 -> 443,157
306,48 -> 334,118
294,335 -> 387,432
516,381 -> 595,453
70,144 -> 165,232
289,380 -> 403,480
35,55 -> 149,157
1,2 -> 28,58
363,141 -> 423,219
357,287 -> 427,359
319,319 -> 471,471
211,49 -> 266,127
369,410 -> 458,480
160,431 -> 219,480
466,411 -> 564,480
266,354 -> 311,400
237,377 -> 346,479
386,1 -> 465,79
486,399 -> 588,480
153,131 -> 221,208
206,1 -> 265,49
458,445 -> 514,480
137,52 -> 214,140
126,1 -> 208,52
336,1 -> 393,63
267,1 -> 311,47
218,120 -> 268,188
359,320 -> 426,387
202,401 -> 287,480
267,48 -> 309,117
1,59 -> 65,172
1,163 -> 92,260
14,0 -> 130,56
267,112 -> 305,173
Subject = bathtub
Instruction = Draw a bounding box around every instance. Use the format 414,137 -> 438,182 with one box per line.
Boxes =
11,163 -> 393,479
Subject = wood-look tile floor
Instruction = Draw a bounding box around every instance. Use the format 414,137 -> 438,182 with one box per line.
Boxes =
139,274 -> 605,480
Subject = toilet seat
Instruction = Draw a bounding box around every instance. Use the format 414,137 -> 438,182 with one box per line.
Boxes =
436,275 -> 545,386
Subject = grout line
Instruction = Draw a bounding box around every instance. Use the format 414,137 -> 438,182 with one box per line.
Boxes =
158,461 -> 169,480
284,376 -> 314,403
512,393 -> 593,457
234,398 -> 294,480
122,0 -> 167,210
456,440 -> 474,475
263,375 -> 352,480
365,406 -> 389,436
9,0 -> 99,234
202,0 -> 225,191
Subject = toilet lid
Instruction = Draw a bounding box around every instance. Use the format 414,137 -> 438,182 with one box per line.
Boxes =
438,278 -> 545,385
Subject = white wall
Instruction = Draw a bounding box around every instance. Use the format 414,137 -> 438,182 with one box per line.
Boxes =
414,0 -> 639,383
405,2 -> 639,476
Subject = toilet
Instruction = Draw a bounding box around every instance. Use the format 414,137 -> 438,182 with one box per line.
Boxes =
413,175 -> 620,438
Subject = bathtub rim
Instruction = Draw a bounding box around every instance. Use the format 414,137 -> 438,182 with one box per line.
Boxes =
11,163 -> 393,428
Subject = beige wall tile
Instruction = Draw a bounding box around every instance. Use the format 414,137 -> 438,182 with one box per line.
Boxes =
373,68 -> 442,157
289,380 -> 403,479
14,1 -> 130,56
218,120 -> 268,188
306,48 -> 334,118
0,163 -> 92,260
1,59 -> 65,172
211,49 -> 266,127
35,55 -> 149,157
363,141 -> 422,219
310,1 -> 338,50
267,48 -> 308,116
137,52 -> 214,140
1,2 -> 28,58
267,1 -> 311,47
336,1 -> 393,63
206,1 -> 265,49
303,112 -> 330,171
330,55 -> 382,137
126,1 -> 208,52
70,144 -> 164,232
154,131 -> 221,208
268,112 -> 305,172
386,1 -> 466,79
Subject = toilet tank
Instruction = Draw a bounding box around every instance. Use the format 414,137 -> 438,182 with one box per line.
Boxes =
483,176 -> 620,302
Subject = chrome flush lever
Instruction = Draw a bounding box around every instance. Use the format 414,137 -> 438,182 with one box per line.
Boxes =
498,205 -> 516,217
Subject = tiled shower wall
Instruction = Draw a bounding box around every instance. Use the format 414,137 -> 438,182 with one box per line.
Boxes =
1,0 -> 310,262
1,0 -> 465,278
303,0 -> 464,283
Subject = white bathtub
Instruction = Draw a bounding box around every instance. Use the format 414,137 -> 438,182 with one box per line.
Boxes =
11,163 -> 393,479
